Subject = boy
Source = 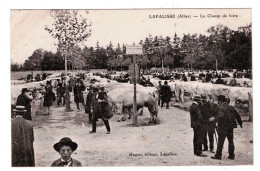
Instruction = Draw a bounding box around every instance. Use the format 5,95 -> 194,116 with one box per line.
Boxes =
51,137 -> 82,167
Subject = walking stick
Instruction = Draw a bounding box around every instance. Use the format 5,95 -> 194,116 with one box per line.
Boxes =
214,127 -> 218,144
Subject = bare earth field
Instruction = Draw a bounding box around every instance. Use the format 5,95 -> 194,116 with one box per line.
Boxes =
32,100 -> 253,167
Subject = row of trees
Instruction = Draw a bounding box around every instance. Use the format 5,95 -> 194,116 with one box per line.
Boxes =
11,23 -> 251,71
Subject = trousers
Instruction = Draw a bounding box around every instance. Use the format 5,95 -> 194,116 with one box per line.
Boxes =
92,118 -> 110,132
193,126 -> 204,155
203,124 -> 215,150
215,128 -> 235,157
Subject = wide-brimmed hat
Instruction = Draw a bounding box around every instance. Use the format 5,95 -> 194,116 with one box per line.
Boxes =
13,105 -> 27,113
218,95 -> 226,102
193,95 -> 201,101
53,137 -> 78,152
22,88 -> 30,93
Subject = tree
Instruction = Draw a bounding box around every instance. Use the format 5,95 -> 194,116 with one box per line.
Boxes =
181,34 -> 196,69
45,10 -> 92,74
226,24 -> 251,69
23,49 -> 44,71
11,63 -> 21,71
172,33 -> 184,68
45,9 -> 91,111
207,24 -> 232,70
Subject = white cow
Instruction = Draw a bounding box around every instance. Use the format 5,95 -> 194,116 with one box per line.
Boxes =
107,88 -> 158,123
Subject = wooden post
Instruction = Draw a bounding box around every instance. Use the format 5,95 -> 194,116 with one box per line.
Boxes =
248,93 -> 253,122
216,59 -> 218,71
133,55 -> 138,125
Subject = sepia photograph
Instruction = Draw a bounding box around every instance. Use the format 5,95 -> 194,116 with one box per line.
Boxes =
9,7 -> 253,167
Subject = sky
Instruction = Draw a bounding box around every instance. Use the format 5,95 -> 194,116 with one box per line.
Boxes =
10,9 -> 251,64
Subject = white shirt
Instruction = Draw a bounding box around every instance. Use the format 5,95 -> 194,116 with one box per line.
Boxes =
61,158 -> 72,167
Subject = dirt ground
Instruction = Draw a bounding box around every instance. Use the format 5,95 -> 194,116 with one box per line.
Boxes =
32,99 -> 253,166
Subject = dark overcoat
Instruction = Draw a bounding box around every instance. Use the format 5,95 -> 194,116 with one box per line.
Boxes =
16,93 -> 33,120
161,84 -> 172,102
214,102 -> 242,130
44,85 -> 55,107
85,91 -> 94,114
73,84 -> 86,103
11,117 -> 35,167
91,92 -> 109,121
190,102 -> 204,128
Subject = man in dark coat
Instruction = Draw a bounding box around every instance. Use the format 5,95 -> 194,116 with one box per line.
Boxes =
89,87 -> 111,134
16,88 -> 33,120
181,74 -> 188,82
43,81 -> 55,115
85,86 -> 94,123
12,106 -> 35,167
73,79 -> 86,111
160,81 -> 172,109
200,95 -> 217,153
57,79 -> 66,106
210,95 -> 243,160
190,95 -> 207,157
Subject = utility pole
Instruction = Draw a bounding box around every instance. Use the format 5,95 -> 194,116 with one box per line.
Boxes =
126,44 -> 142,126
133,55 -> 137,125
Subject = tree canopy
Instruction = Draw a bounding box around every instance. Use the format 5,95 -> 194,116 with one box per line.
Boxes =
11,23 -> 251,71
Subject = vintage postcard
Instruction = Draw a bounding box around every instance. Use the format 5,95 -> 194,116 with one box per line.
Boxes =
10,8 -> 252,167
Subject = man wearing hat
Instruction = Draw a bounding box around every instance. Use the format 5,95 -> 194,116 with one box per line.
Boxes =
43,81 -> 55,115
73,79 -> 86,111
200,95 -> 216,153
51,137 -> 82,167
160,81 -> 172,109
85,85 -> 94,123
210,95 -> 243,160
12,106 -> 35,167
89,87 -> 111,134
16,88 -> 33,120
190,95 -> 207,157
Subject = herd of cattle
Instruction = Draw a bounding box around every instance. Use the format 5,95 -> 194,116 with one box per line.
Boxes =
11,70 -> 252,123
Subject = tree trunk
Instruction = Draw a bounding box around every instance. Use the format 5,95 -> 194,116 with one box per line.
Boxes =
162,58 -> 164,74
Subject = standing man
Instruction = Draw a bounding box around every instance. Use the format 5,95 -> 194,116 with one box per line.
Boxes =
210,95 -> 243,160
43,81 -> 55,115
85,86 -> 94,123
157,81 -> 162,106
160,81 -> 172,109
16,88 -> 33,120
57,78 -> 66,106
89,87 -> 111,134
190,95 -> 207,157
12,106 -> 35,167
200,95 -> 216,153
73,79 -> 86,112
56,80 -> 62,107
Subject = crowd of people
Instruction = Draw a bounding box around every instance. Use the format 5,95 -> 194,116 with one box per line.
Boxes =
145,69 -> 252,84
190,94 -> 243,160
11,74 -> 114,167
11,69 -> 247,167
